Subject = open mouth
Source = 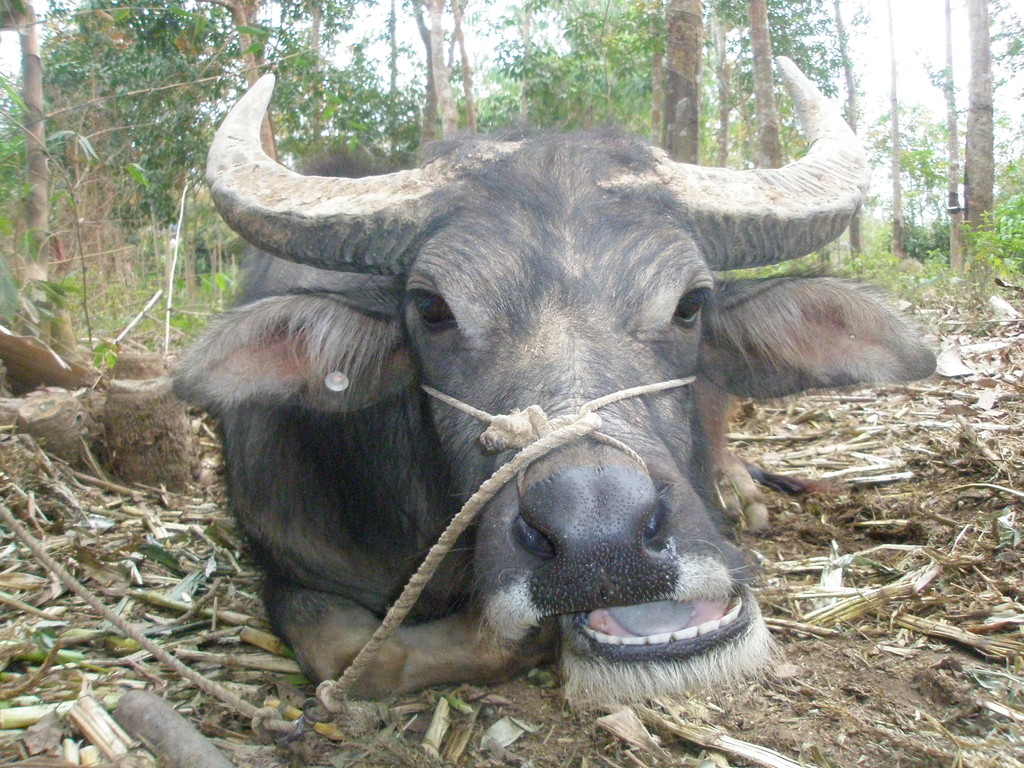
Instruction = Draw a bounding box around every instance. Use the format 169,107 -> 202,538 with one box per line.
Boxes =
574,595 -> 747,658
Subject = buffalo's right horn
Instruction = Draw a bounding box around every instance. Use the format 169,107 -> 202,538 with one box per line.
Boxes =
653,57 -> 869,270
206,75 -> 446,275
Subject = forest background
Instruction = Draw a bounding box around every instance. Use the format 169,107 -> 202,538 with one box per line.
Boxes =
0,0 -> 1021,365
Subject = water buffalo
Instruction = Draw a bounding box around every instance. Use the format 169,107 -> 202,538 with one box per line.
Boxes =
173,58 -> 935,705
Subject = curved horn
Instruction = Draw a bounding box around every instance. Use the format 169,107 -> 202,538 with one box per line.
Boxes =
655,57 -> 869,270
206,75 -> 445,275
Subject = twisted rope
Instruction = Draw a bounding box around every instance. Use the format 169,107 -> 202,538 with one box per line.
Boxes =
317,376 -> 693,711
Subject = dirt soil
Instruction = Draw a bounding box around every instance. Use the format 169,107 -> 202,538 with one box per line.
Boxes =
1,300 -> 1022,768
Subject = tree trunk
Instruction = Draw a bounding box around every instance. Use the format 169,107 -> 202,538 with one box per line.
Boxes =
308,1 -> 323,137
944,0 -> 965,271
712,11 -> 731,167
425,0 -> 458,137
650,24 -> 663,147
451,0 -> 477,133
747,0 -> 781,168
389,0 -> 399,95
18,1 -> 48,273
886,0 -> 906,260
217,0 -> 276,160
663,0 -> 702,163
15,1 -> 78,359
518,7 -> 533,121
833,0 -> 861,255
964,0 -> 993,240
414,3 -> 439,145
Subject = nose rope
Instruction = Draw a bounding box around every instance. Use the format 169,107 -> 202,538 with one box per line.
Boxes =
316,376 -> 694,714
422,377 -> 696,464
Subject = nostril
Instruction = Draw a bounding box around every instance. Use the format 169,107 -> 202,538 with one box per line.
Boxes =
512,514 -> 556,560
642,503 -> 669,550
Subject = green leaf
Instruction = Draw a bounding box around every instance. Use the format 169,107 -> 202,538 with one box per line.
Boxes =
137,543 -> 185,575
125,163 -> 150,189
92,341 -> 118,369
235,24 -> 268,37
75,134 -> 99,161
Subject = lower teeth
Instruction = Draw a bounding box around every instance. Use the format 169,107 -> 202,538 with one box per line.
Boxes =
583,597 -> 742,646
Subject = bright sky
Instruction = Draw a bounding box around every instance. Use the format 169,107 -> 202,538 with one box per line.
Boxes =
853,0 -> 971,120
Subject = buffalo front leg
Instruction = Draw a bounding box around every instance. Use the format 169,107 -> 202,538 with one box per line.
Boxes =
265,579 -> 555,698
695,378 -> 770,530
695,379 -> 822,531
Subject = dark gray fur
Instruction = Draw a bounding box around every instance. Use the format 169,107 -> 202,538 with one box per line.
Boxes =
174,132 -> 935,700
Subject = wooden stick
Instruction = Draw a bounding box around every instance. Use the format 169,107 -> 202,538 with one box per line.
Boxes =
115,288 -> 164,345
164,183 -> 189,355
115,690 -> 236,768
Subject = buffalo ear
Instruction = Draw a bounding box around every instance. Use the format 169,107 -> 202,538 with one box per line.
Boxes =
172,293 -> 413,413
699,276 -> 936,399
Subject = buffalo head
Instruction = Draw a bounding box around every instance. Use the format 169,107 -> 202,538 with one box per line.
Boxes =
174,59 -> 935,705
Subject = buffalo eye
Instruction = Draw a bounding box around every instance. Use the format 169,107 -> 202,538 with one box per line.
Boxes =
414,291 -> 456,328
674,287 -> 709,327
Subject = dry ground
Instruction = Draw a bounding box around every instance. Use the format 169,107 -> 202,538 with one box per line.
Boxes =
1,297 -> 1022,768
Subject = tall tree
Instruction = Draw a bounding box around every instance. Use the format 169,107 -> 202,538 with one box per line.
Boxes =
8,0 -> 82,356
650,12 -> 664,146
746,0 -> 781,168
414,3 -> 439,144
451,0 -> 477,133
943,0 -> 965,271
886,0 -> 906,259
832,0 -> 860,254
13,0 -> 48,278
710,7 -> 734,167
663,0 -> 702,163
964,0 -> 994,243
389,0 -> 399,95
425,0 -> 458,136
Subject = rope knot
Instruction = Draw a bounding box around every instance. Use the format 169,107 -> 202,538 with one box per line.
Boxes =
479,405 -> 580,453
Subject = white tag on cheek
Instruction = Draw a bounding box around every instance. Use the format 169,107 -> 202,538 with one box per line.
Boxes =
324,371 -> 349,392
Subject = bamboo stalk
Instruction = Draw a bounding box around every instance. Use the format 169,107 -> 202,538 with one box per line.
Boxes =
239,626 -> 293,657
68,695 -> 134,760
126,589 -> 253,626
422,696 -> 451,758
636,705 -> 819,768
442,704 -> 479,763
0,701 -> 74,729
173,648 -> 302,674
763,617 -> 842,637
802,563 -> 941,627
893,613 -> 1024,660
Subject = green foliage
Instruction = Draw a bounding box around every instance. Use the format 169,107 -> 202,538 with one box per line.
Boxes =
962,194 -> 1024,275
43,0 -> 235,224
0,254 -> 17,322
712,0 -> 843,98
485,0 -> 662,133
0,0 -> 1017,353
867,106 -> 956,262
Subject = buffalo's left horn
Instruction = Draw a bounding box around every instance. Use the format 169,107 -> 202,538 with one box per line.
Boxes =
654,57 -> 869,270
205,74 -> 446,275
